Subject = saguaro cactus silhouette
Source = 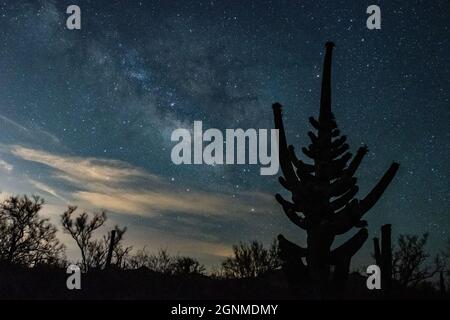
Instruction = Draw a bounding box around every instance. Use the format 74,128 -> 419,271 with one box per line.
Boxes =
105,229 -> 117,269
273,42 -> 399,297
373,224 -> 392,294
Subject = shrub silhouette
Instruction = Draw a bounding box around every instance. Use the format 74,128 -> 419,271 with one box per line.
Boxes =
173,256 -> 206,276
146,248 -> 175,274
125,248 -> 174,273
272,42 -> 400,297
124,247 -> 153,269
124,248 -> 205,275
0,195 -> 65,267
220,240 -> 280,279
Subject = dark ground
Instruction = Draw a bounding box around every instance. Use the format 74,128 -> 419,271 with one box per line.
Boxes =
0,265 -> 446,300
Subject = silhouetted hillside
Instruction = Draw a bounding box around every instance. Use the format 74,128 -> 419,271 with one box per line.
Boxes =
0,264 -> 446,300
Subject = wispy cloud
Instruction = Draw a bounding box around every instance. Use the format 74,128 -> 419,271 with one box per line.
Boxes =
72,188 -> 256,216
27,178 -> 66,202
11,146 -> 158,184
0,158 -> 13,172
0,114 -> 61,145
7,145 -> 281,264
0,114 -> 29,132
10,146 -> 277,217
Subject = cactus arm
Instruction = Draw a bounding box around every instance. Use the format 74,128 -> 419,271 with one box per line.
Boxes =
326,199 -> 363,235
329,177 -> 357,197
359,162 -> 400,216
329,228 -> 368,264
278,234 -> 310,288
273,103 -> 298,185
328,228 -> 368,292
331,135 -> 347,149
330,143 -> 349,159
278,176 -> 309,198
373,237 -> 381,266
335,152 -> 353,167
275,194 -> 308,229
345,146 -> 368,177
278,177 -> 292,191
319,42 -> 335,126
302,146 -> 316,160
325,153 -> 352,178
330,185 -> 359,211
296,169 -> 315,184
278,234 -> 308,258
288,145 -> 315,173
308,131 -> 318,144
380,224 -> 393,293
309,116 -> 320,130
331,129 -> 340,137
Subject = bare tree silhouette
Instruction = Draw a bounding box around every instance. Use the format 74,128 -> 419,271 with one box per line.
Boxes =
0,195 -> 65,267
273,42 -> 400,297
61,207 -> 128,271
392,233 -> 445,289
112,240 -> 133,269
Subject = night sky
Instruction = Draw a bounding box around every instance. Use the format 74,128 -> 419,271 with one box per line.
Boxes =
0,0 -> 448,268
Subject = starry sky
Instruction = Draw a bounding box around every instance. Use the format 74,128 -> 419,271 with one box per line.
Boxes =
0,0 -> 448,268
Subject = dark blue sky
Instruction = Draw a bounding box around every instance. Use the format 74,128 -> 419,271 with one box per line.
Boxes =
0,0 -> 448,267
